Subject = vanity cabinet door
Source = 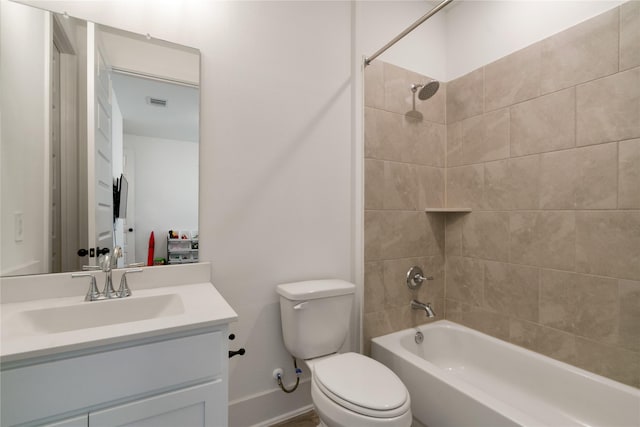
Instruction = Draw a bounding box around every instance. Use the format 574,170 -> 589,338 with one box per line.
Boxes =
44,415 -> 88,427
89,380 -> 224,427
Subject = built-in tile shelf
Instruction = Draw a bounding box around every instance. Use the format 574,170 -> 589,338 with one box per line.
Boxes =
424,208 -> 472,213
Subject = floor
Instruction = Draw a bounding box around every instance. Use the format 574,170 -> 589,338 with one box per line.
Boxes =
270,410 -> 319,427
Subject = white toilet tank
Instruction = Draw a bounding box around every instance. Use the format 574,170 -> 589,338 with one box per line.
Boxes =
277,280 -> 355,360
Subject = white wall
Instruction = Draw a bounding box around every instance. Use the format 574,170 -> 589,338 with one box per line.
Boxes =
0,1 -> 48,275
356,0 -> 448,80
444,0 -> 625,80
124,134 -> 198,264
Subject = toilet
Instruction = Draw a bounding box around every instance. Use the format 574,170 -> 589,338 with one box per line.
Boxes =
277,279 -> 412,427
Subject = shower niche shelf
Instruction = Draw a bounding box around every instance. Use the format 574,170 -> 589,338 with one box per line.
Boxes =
424,208 -> 472,213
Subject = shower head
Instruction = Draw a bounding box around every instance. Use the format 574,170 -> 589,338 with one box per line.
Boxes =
417,80 -> 440,100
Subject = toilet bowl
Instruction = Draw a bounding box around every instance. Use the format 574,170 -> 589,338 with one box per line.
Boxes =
307,353 -> 412,427
277,280 -> 412,427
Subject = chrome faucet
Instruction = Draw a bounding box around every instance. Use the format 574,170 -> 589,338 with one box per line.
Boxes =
411,299 -> 435,318
100,254 -> 118,299
74,246 -> 142,301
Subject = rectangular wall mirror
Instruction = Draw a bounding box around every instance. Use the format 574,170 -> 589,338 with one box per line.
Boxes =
0,1 -> 200,277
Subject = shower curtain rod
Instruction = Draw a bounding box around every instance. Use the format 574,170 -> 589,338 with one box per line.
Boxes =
364,0 -> 454,67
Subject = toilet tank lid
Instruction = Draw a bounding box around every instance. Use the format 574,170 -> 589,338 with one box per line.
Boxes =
277,280 -> 355,301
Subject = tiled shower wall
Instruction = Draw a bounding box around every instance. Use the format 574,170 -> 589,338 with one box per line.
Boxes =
363,61 -> 446,355
364,2 -> 639,388
445,3 -> 640,388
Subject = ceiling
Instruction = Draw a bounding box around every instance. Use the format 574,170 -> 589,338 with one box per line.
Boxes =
111,72 -> 199,143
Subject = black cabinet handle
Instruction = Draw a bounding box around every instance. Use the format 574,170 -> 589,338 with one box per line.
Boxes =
228,348 -> 246,358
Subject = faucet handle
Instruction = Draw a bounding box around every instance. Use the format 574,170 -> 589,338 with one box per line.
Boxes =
117,268 -> 143,298
406,266 -> 433,289
72,273 -> 101,301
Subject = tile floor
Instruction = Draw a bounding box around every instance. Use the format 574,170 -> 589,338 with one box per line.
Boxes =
270,410 -> 319,427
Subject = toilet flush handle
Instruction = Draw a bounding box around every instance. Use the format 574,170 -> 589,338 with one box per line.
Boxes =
293,301 -> 308,310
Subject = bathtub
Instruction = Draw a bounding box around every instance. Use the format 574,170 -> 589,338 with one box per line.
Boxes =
371,320 -> 640,427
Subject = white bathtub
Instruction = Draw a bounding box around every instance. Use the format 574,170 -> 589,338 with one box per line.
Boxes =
371,320 -> 640,427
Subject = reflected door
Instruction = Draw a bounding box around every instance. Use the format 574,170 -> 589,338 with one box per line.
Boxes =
87,22 -> 113,264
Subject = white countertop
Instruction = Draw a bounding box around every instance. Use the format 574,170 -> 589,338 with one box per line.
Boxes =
0,264 -> 238,364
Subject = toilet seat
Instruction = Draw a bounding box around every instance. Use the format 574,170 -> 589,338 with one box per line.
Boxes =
312,352 -> 410,418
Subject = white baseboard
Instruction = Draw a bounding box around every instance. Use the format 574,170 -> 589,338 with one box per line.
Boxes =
229,378 -> 313,427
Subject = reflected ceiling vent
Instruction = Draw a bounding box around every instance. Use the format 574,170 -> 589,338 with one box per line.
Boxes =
146,96 -> 168,107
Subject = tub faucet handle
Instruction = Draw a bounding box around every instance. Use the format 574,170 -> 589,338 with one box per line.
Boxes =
407,266 -> 433,289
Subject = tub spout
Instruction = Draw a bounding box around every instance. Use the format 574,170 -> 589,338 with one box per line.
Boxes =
411,299 -> 435,318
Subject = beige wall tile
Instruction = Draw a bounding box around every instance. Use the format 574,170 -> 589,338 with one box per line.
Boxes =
364,60 -> 384,109
510,211 -> 576,270
484,160 -> 510,210
445,214 -> 464,257
575,142 -> 618,209
485,43 -> 541,111
447,164 -> 484,209
410,121 -> 446,167
484,261 -> 539,322
480,156 -> 540,210
620,0 -> 640,71
618,280 -> 640,352
364,210 -> 383,261
510,88 -> 575,156
383,62 -> 445,124
383,62 -> 412,115
378,211 -> 439,260
576,211 -> 640,280
382,256 -> 429,308
573,337 -> 640,388
509,319 -> 577,364
576,67 -> 640,146
364,107 -> 395,160
416,166 -> 444,209
540,8 -> 619,94
363,311 -> 392,355
364,159 -> 384,210
539,149 -> 576,209
455,306 -> 511,341
383,161 -> 418,210
507,155 -> 540,209
364,261 -> 385,313
365,108 -> 446,167
447,68 -> 484,123
619,138 -> 640,208
445,298 -> 464,323
539,270 -> 618,343
447,121 -> 463,167
462,211 -> 510,261
462,108 -> 510,164
445,256 -> 484,307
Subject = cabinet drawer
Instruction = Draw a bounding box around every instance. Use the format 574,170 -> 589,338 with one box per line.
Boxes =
1,331 -> 224,426
90,380 -> 225,427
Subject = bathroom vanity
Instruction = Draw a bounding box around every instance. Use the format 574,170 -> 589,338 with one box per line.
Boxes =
0,263 -> 237,427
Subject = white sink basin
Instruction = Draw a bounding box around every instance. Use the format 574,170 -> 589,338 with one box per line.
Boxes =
0,272 -> 238,363
13,293 -> 184,335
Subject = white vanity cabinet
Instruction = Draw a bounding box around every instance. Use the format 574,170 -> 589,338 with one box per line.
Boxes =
2,327 -> 230,427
